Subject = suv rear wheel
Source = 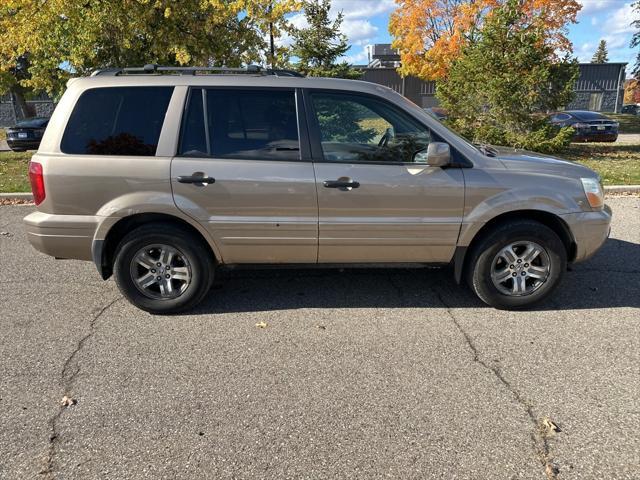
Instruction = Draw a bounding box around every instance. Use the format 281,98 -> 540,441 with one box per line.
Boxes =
466,220 -> 567,309
113,224 -> 214,314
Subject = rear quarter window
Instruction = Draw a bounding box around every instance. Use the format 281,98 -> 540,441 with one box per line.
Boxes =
61,87 -> 174,155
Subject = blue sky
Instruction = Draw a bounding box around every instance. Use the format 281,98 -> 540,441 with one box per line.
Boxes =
286,0 -> 639,72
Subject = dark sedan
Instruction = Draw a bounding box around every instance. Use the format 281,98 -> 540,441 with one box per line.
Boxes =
548,110 -> 618,143
6,117 -> 49,151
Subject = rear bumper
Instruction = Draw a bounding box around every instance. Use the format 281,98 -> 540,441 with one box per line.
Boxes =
573,133 -> 617,143
6,139 -> 41,151
23,211 -> 98,261
562,204 -> 612,263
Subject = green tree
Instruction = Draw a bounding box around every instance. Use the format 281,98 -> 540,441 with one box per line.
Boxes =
246,0 -> 303,68
436,0 -> 578,153
290,0 -> 360,78
0,0 -> 300,98
591,39 -> 609,63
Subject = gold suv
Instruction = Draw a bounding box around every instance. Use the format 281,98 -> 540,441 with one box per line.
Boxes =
24,65 -> 611,313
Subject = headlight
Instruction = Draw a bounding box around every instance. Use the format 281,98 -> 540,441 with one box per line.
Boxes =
581,177 -> 604,209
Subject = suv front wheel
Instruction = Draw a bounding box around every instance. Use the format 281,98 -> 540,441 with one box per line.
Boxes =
113,224 -> 215,314
467,220 -> 567,309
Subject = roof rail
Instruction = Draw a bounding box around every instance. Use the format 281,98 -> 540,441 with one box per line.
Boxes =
91,64 -> 305,77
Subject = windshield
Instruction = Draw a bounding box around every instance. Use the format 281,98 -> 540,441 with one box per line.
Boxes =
15,117 -> 48,128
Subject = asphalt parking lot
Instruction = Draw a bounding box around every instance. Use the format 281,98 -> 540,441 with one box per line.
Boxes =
1,198 -> 639,480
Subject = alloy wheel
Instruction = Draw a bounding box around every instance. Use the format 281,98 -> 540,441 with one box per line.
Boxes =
490,241 -> 551,296
130,244 -> 192,300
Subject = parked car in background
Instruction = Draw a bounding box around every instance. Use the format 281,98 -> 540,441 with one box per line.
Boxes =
621,104 -> 639,115
6,117 -> 49,151
548,110 -> 618,143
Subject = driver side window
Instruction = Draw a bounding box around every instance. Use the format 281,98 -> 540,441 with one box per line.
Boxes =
310,91 -> 431,163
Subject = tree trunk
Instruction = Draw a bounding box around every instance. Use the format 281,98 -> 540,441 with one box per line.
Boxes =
10,86 -> 29,121
269,23 -> 275,69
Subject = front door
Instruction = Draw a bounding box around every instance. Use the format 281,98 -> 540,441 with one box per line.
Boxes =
172,87 -> 317,264
307,90 -> 465,263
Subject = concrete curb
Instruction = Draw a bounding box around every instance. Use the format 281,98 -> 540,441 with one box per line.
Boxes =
604,185 -> 640,194
0,192 -> 33,205
0,192 -> 33,201
1,186 -> 639,203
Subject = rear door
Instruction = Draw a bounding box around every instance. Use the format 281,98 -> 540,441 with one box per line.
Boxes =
305,90 -> 465,263
171,87 -> 318,264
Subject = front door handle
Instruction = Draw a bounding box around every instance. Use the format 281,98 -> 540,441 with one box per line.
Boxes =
323,179 -> 360,190
177,173 -> 215,185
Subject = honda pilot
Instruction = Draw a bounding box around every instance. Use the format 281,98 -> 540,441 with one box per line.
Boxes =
24,65 -> 612,313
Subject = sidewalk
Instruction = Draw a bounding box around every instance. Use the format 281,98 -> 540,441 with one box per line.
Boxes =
616,133 -> 640,144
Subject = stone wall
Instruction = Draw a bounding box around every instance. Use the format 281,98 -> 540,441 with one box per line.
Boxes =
0,103 -> 17,127
0,100 -> 55,127
566,90 -> 624,113
33,101 -> 56,118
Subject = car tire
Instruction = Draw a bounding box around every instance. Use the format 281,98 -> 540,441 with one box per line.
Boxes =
466,220 -> 567,310
113,224 -> 215,314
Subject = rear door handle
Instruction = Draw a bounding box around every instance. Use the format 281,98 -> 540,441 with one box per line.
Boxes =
177,174 -> 215,185
323,179 -> 360,190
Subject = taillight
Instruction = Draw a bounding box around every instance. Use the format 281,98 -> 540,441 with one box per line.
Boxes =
28,161 -> 46,205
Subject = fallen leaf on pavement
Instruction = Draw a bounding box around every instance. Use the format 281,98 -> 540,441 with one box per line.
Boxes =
545,463 -> 560,478
540,417 -> 561,436
255,321 -> 268,329
61,395 -> 77,407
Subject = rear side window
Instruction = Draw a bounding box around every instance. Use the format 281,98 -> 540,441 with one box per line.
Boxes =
61,87 -> 173,155
179,88 -> 300,160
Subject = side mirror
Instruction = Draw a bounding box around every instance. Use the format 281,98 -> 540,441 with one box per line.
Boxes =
414,142 -> 451,167
427,142 -> 451,167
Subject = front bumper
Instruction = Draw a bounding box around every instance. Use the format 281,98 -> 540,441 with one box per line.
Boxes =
561,204 -> 612,263
23,211 -> 99,261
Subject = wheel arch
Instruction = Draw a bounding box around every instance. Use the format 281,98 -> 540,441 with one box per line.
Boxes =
453,210 -> 576,284
93,213 -> 218,280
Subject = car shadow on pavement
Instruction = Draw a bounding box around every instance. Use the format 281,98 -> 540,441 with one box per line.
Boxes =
191,238 -> 640,314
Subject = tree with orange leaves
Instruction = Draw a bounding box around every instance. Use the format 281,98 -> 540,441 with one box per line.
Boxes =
624,79 -> 640,105
389,0 -> 581,80
436,0 -> 578,153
